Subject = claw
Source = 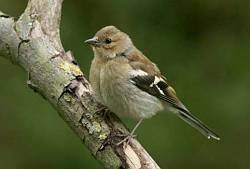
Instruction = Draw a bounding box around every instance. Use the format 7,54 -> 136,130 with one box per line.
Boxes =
95,105 -> 110,118
116,133 -> 136,146
116,118 -> 143,147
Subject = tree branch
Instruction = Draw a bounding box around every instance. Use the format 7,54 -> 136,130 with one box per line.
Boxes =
0,0 -> 160,168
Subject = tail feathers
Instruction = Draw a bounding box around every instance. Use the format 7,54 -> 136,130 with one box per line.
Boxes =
177,109 -> 220,140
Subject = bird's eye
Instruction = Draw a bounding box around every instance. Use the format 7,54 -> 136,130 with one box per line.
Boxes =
105,38 -> 112,44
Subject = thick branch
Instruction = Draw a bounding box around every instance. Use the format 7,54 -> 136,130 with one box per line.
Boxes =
0,0 -> 160,168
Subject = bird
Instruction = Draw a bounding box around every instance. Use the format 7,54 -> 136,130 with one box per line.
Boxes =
85,25 -> 220,143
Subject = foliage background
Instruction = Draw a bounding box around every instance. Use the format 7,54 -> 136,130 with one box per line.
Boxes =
0,0 -> 249,168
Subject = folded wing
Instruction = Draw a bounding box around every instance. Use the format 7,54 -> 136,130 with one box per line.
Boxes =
130,71 -> 220,140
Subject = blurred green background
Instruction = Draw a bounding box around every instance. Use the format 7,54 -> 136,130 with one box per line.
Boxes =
0,0 -> 250,168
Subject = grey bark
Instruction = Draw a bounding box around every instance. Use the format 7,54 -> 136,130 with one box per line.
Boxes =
0,0 -> 161,169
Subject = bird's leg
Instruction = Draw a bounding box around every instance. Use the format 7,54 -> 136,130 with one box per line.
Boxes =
130,118 -> 143,136
116,119 -> 143,146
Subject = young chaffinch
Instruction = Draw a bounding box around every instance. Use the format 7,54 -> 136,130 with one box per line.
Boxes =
85,26 -> 220,142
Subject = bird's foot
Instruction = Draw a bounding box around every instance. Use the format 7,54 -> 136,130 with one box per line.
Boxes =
116,132 -> 137,146
95,105 -> 110,119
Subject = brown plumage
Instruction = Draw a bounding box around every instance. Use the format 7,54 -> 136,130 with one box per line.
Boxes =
85,25 -> 220,141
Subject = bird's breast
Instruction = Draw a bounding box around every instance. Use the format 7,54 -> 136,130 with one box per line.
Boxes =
97,59 -> 164,120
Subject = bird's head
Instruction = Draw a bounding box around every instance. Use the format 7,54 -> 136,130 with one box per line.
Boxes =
85,26 -> 133,59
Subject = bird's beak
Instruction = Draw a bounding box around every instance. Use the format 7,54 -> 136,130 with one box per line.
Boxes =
84,37 -> 100,46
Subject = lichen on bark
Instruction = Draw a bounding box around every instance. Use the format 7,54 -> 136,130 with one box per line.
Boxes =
0,0 -> 161,168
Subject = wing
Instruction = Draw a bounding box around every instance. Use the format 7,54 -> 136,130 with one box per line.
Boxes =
130,72 -> 187,112
126,49 -> 219,140
126,48 -> 186,111
129,71 -> 220,140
